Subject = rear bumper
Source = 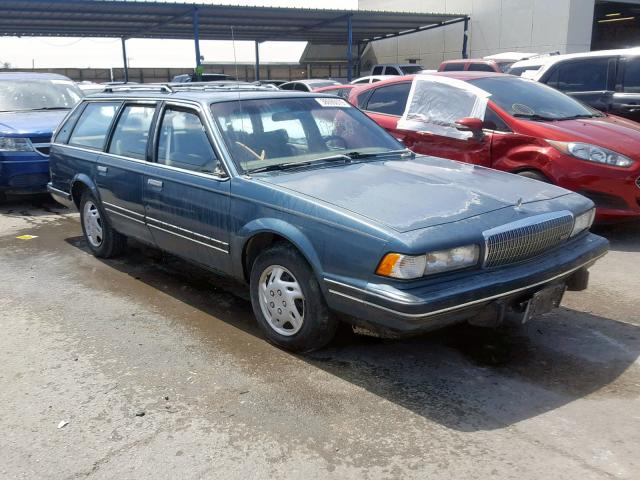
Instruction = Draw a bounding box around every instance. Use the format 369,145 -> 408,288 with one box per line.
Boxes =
0,153 -> 50,194
47,183 -> 75,208
325,232 -> 608,334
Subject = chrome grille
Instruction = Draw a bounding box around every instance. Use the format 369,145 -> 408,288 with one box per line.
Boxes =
483,211 -> 574,268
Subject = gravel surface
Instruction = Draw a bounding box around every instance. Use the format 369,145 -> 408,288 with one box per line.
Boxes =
1,196 -> 638,479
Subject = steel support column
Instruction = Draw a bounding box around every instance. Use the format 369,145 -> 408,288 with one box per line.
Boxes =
462,16 -> 469,59
192,7 -> 202,79
255,40 -> 260,81
121,37 -> 129,83
347,14 -> 353,82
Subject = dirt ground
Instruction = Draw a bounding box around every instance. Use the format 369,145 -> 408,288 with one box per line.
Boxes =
0,195 -> 639,479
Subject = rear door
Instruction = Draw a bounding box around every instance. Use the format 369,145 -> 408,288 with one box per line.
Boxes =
143,102 -> 231,272
361,82 -> 412,142
98,101 -> 157,243
611,56 -> 640,122
544,57 -> 615,112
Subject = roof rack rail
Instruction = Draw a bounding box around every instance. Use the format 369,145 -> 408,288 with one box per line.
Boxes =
169,82 -> 278,92
103,84 -> 174,93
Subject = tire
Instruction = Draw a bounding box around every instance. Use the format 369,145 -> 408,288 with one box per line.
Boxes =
79,190 -> 126,258
517,170 -> 550,183
249,244 -> 338,352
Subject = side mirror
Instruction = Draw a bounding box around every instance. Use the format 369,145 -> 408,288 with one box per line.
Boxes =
455,117 -> 485,140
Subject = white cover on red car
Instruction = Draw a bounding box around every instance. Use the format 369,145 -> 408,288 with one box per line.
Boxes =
397,75 -> 490,139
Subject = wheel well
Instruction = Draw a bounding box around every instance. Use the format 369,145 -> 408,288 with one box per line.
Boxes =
242,232 -> 295,282
71,181 -> 89,209
513,168 -> 552,182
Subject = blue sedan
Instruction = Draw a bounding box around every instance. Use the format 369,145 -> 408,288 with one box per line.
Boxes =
0,72 -> 82,201
47,85 -> 608,352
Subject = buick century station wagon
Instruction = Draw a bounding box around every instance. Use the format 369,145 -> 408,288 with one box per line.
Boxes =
48,84 -> 608,352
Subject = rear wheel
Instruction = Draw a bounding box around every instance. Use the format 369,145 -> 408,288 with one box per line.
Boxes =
79,191 -> 126,258
250,244 -> 338,352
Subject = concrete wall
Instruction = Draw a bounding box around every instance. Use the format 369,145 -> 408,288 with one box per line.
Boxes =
359,0 -> 596,70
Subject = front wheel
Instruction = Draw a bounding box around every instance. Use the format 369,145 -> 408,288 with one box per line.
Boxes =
79,190 -> 126,258
250,244 -> 338,352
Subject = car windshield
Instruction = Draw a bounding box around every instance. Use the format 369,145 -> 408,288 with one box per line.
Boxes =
0,79 -> 82,112
470,76 -> 599,120
401,65 -> 424,74
211,97 -> 403,173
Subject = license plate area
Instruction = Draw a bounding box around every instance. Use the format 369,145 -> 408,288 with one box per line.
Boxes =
522,283 -> 566,323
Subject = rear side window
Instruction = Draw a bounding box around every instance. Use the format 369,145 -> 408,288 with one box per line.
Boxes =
554,58 -> 610,92
280,83 -> 295,90
366,82 -> 411,116
108,104 -> 155,160
384,67 -> 400,75
372,66 -> 384,75
442,63 -> 465,72
68,102 -> 120,150
468,63 -> 495,72
54,104 -> 86,144
294,83 -> 309,91
623,57 -> 640,93
156,108 -> 219,174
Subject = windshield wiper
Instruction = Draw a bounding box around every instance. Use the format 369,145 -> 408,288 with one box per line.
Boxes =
343,148 -> 414,160
512,113 -> 557,121
29,107 -> 70,111
246,154 -> 351,174
555,113 -> 600,120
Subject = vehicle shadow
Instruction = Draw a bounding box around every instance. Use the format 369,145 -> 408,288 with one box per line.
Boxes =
65,235 -> 640,433
593,219 -> 640,253
0,194 -> 68,217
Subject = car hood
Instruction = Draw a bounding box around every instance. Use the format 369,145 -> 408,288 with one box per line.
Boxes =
530,115 -> 640,159
256,155 -> 571,232
0,110 -> 69,136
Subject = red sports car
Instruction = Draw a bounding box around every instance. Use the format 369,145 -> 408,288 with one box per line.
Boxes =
350,72 -> 640,221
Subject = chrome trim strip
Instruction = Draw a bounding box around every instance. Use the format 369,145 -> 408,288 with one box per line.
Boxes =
105,208 -> 146,225
148,223 -> 228,254
325,278 -> 416,304
327,252 -> 606,319
47,185 -> 71,199
102,201 -> 145,219
145,216 -> 229,246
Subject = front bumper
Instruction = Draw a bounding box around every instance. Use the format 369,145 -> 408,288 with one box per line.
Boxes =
0,152 -> 50,194
325,232 -> 608,334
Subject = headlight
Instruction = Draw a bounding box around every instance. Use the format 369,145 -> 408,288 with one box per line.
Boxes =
0,137 -> 34,152
376,245 -> 479,279
571,208 -> 595,237
546,140 -> 634,167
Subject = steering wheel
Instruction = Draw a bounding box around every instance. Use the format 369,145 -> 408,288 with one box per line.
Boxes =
323,135 -> 348,150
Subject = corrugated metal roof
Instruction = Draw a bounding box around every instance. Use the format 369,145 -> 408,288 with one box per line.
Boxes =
0,0 -> 465,44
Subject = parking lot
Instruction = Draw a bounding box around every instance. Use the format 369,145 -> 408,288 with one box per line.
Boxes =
0,196 -> 637,479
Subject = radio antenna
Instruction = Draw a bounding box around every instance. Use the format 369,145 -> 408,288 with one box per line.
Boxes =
230,26 -> 240,84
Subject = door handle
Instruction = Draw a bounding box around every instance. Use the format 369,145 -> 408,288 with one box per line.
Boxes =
147,179 -> 163,188
97,165 -> 108,173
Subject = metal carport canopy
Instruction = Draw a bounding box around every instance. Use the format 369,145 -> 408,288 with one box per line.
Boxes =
0,0 -> 468,82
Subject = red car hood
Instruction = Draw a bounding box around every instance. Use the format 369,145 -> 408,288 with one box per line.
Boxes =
527,114 -> 640,159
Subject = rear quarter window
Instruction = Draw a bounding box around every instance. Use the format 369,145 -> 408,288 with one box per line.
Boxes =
68,101 -> 121,150
442,63 -> 466,72
53,104 -> 86,144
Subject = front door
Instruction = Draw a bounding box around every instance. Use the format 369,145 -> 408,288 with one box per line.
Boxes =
611,56 -> 640,122
143,103 -> 231,273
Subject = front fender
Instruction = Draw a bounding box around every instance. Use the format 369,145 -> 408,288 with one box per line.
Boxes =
232,217 -> 324,281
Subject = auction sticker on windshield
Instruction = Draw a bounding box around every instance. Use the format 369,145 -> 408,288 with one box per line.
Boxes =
315,98 -> 351,108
